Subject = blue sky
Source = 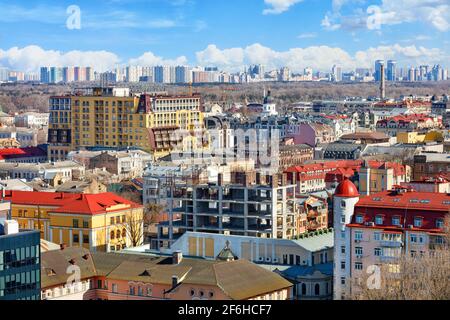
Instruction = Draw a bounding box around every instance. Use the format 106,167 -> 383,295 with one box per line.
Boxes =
0,0 -> 449,72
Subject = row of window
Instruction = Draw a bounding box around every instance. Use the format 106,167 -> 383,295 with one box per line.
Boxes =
355,214 -> 444,228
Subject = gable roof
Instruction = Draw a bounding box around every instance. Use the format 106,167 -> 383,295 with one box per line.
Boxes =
0,191 -> 142,215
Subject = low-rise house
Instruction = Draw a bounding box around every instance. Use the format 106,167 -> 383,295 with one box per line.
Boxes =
41,247 -> 293,300
0,160 -> 85,182
69,150 -> 153,181
1,190 -> 144,253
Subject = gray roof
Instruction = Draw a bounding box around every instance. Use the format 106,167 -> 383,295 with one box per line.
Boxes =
292,231 -> 334,252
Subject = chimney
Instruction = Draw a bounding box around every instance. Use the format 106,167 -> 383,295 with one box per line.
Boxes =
173,250 -> 183,265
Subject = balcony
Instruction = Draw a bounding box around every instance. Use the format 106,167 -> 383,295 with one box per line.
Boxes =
380,241 -> 403,248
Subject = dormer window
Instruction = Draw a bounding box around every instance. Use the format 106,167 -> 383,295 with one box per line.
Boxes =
414,217 -> 423,228
392,216 -> 401,226
355,215 -> 364,224
375,215 -> 383,225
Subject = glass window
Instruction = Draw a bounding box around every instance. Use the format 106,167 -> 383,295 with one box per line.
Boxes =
414,217 -> 422,228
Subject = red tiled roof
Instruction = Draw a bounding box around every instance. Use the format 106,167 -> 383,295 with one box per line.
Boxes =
0,147 -> 46,161
355,190 -> 449,212
285,160 -> 406,178
0,191 -> 142,215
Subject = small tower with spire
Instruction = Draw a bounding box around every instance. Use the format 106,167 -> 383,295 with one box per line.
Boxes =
216,240 -> 236,262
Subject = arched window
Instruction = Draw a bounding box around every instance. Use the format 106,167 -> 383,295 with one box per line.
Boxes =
110,231 -> 115,240
301,283 -> 307,295
315,284 -> 320,296
116,230 -> 121,238
122,229 -> 126,237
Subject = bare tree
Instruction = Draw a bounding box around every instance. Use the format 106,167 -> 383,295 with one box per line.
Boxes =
352,216 -> 450,300
124,209 -> 144,248
144,203 -> 165,226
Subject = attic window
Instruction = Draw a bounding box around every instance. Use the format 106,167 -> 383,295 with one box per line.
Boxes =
139,270 -> 151,277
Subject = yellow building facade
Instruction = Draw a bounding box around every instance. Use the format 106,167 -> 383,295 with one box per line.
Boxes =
49,88 -> 208,160
3,191 -> 143,252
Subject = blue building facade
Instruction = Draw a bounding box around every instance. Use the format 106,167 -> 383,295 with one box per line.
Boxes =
0,205 -> 41,301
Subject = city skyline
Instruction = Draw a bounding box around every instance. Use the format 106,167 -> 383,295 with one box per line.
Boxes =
0,0 -> 449,73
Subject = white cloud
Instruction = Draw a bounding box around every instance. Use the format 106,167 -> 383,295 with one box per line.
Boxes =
128,52 -> 188,66
0,45 -> 120,73
262,0 -> 303,15
195,43 -> 447,72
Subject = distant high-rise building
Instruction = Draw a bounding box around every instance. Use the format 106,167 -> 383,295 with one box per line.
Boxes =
0,67 -> 9,82
279,67 -> 290,82
387,60 -> 396,81
408,67 -> 416,82
40,67 -> 49,83
49,67 -> 63,84
331,65 -> 342,82
175,66 -> 192,83
154,66 -> 175,84
374,60 -> 385,82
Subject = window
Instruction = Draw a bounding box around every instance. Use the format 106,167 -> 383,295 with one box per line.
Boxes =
301,283 -> 307,295
341,246 -> 346,254
375,215 -> 383,225
340,277 -> 346,285
112,284 -> 118,294
392,216 -> 401,226
341,261 -> 346,270
341,215 -> 346,223
355,231 -> 363,241
374,248 -> 382,256
374,232 -> 381,241
73,219 -> 79,228
341,200 -> 346,208
147,287 -> 152,296
129,286 -> 135,296
315,284 -> 320,296
83,234 -> 89,244
355,247 -> 363,256
414,217 -> 422,228
209,291 -> 214,298
355,215 -> 364,224
110,217 -> 115,225
116,217 -> 121,224
110,231 -> 115,240
83,220 -> 89,228
73,234 -> 79,243
190,289 -> 195,297
436,219 -> 444,229
138,287 -> 143,296
410,234 -> 417,243
355,262 -> 363,270
341,231 -> 346,239
97,280 -> 102,289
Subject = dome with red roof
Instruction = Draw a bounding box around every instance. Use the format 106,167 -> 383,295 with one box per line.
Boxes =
335,178 -> 359,198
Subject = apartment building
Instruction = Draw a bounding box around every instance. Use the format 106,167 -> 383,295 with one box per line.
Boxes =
333,181 -> 449,300
413,153 -> 450,180
0,191 -> 143,253
41,247 -> 293,300
48,87 -> 208,161
158,172 -> 300,249
286,160 -> 410,195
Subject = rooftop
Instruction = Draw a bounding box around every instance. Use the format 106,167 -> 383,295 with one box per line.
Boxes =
0,147 -> 46,161
0,191 -> 142,215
